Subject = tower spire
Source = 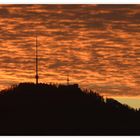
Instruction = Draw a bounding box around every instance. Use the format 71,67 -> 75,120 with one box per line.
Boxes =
67,46 -> 70,85
35,35 -> 39,85
67,73 -> 69,85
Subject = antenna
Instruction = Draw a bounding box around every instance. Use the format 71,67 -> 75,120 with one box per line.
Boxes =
35,35 -> 39,85
67,46 -> 70,85
67,73 -> 70,85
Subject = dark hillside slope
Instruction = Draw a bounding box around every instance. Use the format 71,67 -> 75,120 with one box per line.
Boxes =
0,83 -> 139,135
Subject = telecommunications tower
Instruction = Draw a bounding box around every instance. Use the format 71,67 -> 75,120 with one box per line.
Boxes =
35,35 -> 39,85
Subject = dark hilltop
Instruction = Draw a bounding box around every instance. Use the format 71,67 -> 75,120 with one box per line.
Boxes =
0,82 -> 140,135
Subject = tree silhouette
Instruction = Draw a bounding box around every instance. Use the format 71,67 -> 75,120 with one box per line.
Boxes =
0,82 -> 139,135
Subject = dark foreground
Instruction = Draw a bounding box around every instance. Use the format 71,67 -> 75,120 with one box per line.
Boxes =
0,83 -> 140,135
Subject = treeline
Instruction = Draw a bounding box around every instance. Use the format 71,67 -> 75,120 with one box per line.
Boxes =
0,82 -> 139,135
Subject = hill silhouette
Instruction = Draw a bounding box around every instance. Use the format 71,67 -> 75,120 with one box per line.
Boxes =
0,82 -> 140,135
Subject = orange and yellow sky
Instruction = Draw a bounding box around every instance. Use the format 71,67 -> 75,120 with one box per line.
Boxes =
0,4 -> 140,108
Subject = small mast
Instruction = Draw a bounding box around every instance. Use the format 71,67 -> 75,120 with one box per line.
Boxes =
67,73 -> 70,85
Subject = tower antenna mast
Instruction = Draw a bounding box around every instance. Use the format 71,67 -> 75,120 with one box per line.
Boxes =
35,35 -> 39,85
67,72 -> 69,85
67,46 -> 70,85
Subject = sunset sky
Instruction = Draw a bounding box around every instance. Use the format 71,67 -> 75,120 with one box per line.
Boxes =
0,4 -> 140,108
